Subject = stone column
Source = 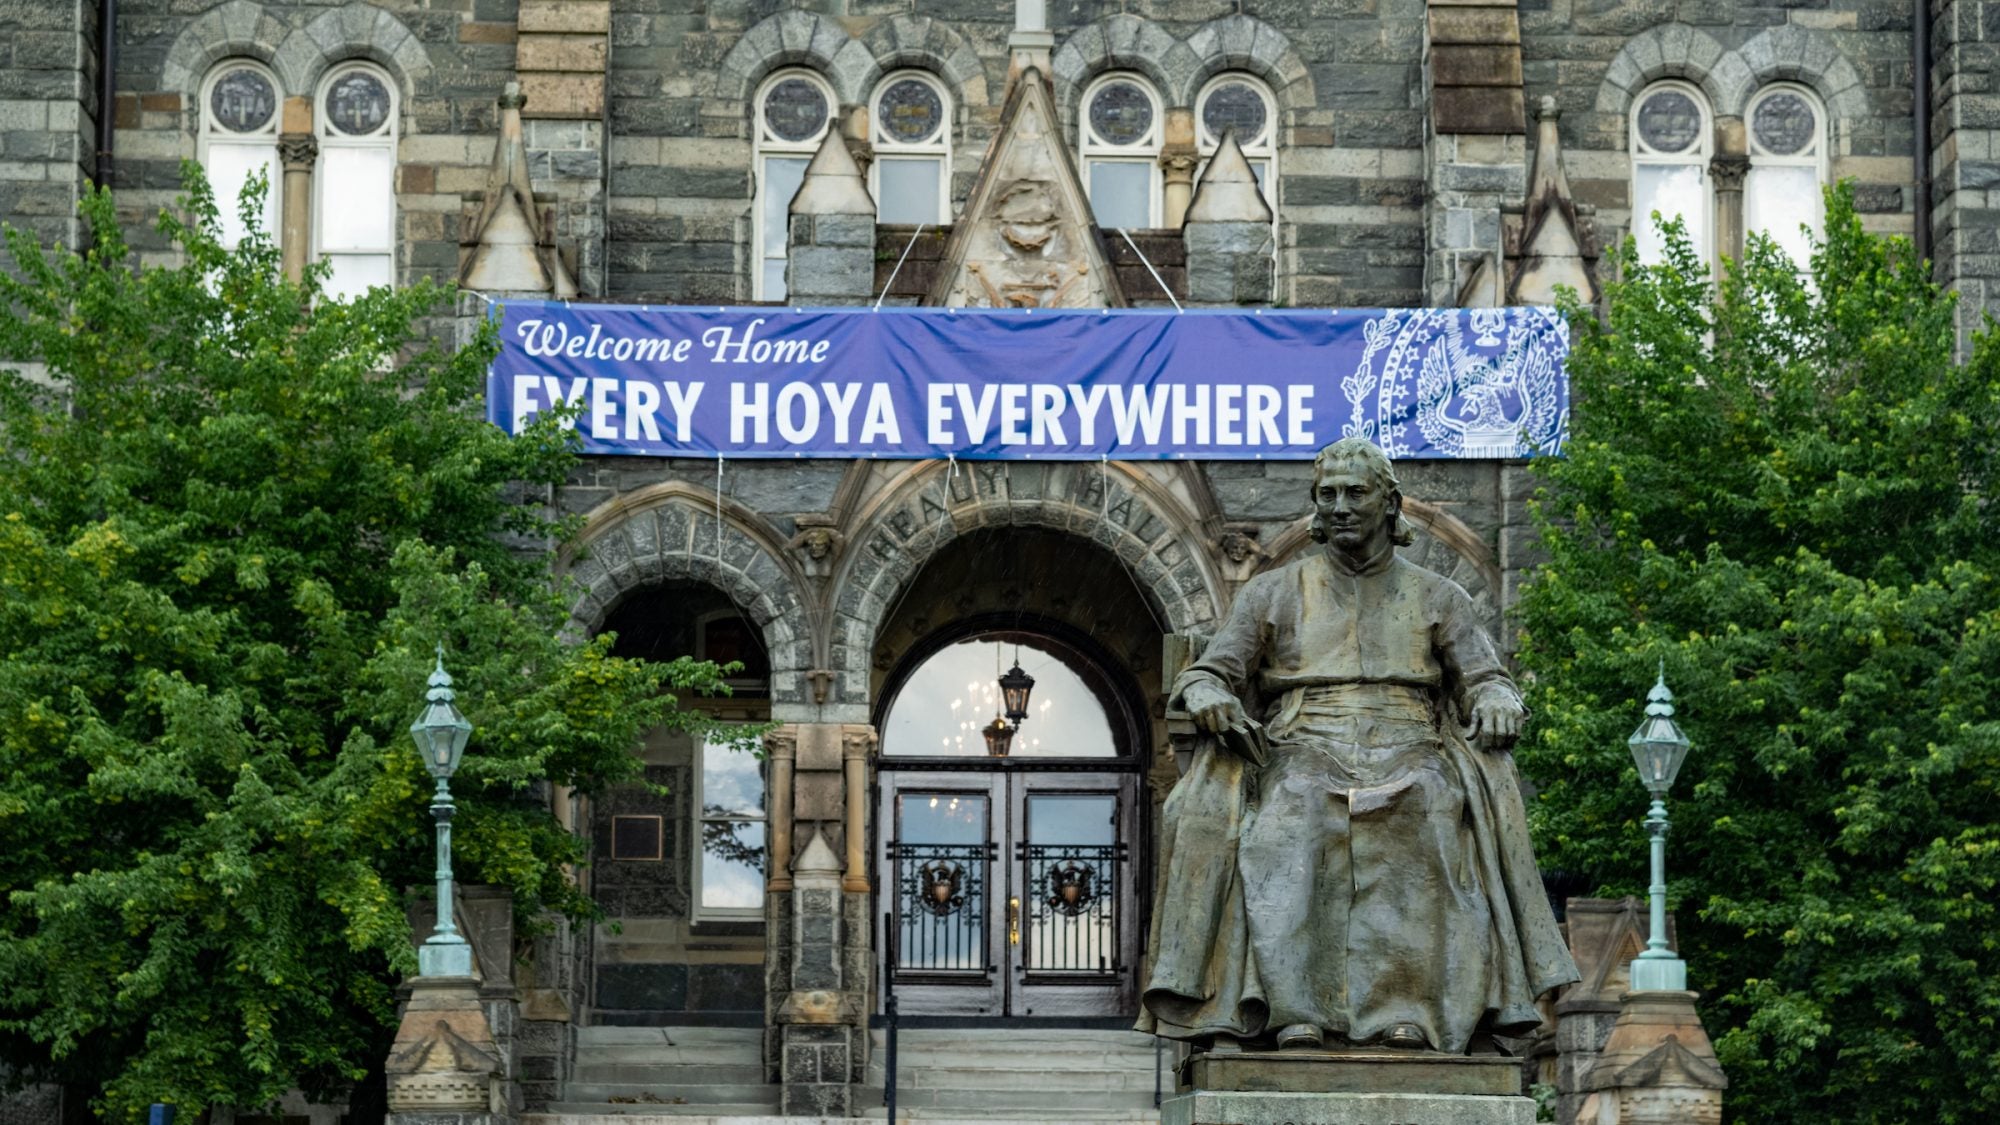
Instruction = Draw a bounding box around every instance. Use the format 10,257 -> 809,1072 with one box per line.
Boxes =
786,131 -> 877,306
1161,107 -> 1199,229
841,727 -> 874,893
278,97 -> 314,283
1710,153 -> 1750,266
766,728 -> 798,894
775,831 -> 860,1117
517,0 -> 609,294
1183,134 -> 1274,307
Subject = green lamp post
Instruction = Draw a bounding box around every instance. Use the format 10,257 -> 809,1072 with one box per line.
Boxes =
410,645 -> 475,978
1627,664 -> 1692,992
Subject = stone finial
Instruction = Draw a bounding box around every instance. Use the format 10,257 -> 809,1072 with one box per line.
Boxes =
1507,94 -> 1597,305
790,130 -> 875,217
462,80 -> 579,298
1186,133 -> 1274,225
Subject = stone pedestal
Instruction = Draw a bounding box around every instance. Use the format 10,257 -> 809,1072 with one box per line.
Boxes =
1164,1051 -> 1535,1125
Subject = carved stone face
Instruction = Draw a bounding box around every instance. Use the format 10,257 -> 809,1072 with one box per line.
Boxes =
1313,459 -> 1397,553
1220,532 -> 1256,564
803,528 -> 835,560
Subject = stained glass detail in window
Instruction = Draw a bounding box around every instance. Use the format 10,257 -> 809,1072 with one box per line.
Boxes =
764,77 -> 829,144
879,78 -> 944,145
1202,81 -> 1267,147
1752,92 -> 1816,156
1089,81 -> 1153,147
325,70 -> 391,136
210,68 -> 276,134
1636,89 -> 1702,154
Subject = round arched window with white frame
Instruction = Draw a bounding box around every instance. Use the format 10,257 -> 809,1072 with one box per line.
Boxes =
1745,84 -> 1826,267
753,68 -> 837,300
870,71 -> 952,226
1080,73 -> 1163,230
313,61 -> 399,299
1195,73 -> 1277,207
199,60 -> 283,248
1629,81 -> 1714,268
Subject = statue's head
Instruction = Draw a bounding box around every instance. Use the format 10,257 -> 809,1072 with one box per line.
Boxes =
1309,437 -> 1415,550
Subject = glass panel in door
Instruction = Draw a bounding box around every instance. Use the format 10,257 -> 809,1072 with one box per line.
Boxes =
1009,776 -> 1138,1017
886,779 -> 1003,1015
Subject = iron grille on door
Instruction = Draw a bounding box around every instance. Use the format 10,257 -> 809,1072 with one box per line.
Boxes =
1019,841 -> 1125,974
890,840 -> 995,976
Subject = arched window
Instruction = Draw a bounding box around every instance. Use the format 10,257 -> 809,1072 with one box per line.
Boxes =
1079,73 -> 1163,230
198,60 -> 282,248
1745,85 -> 1827,267
1196,73 -> 1277,207
882,636 -> 1119,759
753,68 -> 837,301
314,62 -> 398,299
871,71 -> 952,225
1630,82 -> 1713,267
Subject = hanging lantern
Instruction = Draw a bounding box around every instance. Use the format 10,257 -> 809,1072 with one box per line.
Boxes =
982,714 -> 1014,758
999,659 -> 1036,726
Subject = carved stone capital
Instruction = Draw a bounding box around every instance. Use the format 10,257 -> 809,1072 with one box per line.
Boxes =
1159,150 -> 1200,182
1708,154 -> 1750,193
278,132 -> 317,171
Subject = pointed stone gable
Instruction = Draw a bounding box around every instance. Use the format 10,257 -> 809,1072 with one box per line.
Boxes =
928,69 -> 1124,308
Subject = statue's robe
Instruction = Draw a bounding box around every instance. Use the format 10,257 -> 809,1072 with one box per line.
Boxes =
1136,545 -> 1579,1052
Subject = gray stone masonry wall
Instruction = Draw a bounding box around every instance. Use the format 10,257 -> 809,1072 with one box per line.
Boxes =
1931,0 -> 2000,345
1521,1 -> 1921,250
786,212 -> 876,305
607,2 -> 1429,308
0,0 -> 91,255
1184,219 -> 1275,305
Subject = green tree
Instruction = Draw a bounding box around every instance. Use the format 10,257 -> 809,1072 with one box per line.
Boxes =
0,170 -> 737,1119
1516,186 -> 2000,1122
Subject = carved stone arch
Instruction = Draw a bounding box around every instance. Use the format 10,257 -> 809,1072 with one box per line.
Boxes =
827,459 -> 1226,708
160,1 -> 293,102
857,16 -> 991,116
1729,25 -> 1869,131
1259,497 -> 1503,636
1182,14 -> 1315,118
267,3 -> 433,100
1593,23 -> 1746,124
561,483 -> 815,707
717,10 -> 874,110
1051,14 -> 1193,132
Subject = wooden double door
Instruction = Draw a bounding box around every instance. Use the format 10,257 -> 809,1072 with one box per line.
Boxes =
878,767 -> 1141,1018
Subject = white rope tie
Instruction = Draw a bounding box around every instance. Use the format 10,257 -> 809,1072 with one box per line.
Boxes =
876,223 -> 926,311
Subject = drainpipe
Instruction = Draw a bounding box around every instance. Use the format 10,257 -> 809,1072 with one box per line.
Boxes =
1915,0 -> 1933,265
95,0 -> 116,189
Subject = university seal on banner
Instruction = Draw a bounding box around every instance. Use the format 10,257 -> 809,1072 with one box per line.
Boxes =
1342,307 -> 1570,459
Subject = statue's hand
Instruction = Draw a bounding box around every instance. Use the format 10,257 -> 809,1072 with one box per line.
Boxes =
1182,680 -> 1249,736
1470,693 -> 1526,753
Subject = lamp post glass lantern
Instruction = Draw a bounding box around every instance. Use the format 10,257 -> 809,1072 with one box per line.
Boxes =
999,654 -> 1036,726
1627,665 -> 1691,991
411,645 -> 475,977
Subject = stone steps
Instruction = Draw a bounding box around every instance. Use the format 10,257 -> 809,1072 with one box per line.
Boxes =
560,1025 -> 778,1118
859,1027 -> 1165,1121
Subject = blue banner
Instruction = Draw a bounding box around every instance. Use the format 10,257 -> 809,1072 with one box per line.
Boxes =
485,302 -> 1569,460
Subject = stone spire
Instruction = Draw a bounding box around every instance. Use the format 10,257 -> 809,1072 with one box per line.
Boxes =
1186,133 -> 1274,225
462,81 -> 578,298
790,129 -> 875,216
1507,95 -> 1596,305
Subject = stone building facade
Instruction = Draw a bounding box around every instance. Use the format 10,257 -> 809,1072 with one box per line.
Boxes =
0,0 -> 1980,1121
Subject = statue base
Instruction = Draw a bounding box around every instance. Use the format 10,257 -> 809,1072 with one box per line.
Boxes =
1162,1050 -> 1535,1125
